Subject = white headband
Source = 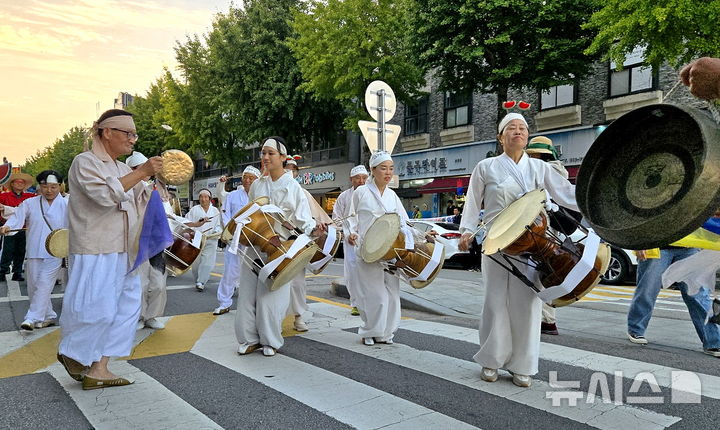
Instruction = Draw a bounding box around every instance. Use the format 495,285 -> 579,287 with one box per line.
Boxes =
243,166 -> 261,178
498,113 -> 528,134
262,138 -> 287,155
198,189 -> 212,198
44,175 -> 60,184
370,151 -> 392,168
125,151 -> 148,168
350,165 -> 368,177
286,159 -> 297,166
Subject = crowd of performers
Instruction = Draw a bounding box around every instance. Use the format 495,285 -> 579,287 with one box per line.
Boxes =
3,58 -> 720,391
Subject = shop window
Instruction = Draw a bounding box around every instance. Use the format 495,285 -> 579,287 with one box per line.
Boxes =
404,96 -> 429,136
609,47 -> 656,97
444,91 -> 472,128
540,84 -> 576,109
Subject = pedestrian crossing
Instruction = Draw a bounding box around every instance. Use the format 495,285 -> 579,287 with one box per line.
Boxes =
581,285 -> 688,312
2,299 -> 718,429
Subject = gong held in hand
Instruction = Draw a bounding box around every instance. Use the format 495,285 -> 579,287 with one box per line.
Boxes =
156,150 -> 194,185
576,104 -> 720,250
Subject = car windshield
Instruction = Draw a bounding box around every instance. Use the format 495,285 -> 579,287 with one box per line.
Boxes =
435,222 -> 459,230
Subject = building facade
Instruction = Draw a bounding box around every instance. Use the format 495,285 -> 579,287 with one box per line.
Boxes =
393,52 -> 703,217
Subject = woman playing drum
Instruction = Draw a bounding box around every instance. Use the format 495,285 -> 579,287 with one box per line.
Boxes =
347,151 -> 409,346
458,113 -> 577,387
235,136 -> 324,357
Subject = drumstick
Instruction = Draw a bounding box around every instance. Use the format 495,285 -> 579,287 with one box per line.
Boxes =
331,214 -> 355,226
5,228 -> 26,232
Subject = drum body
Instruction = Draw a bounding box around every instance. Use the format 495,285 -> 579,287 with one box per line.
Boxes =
309,227 -> 342,274
45,228 -> 69,258
360,215 -> 445,288
165,220 -> 205,276
230,198 -> 319,290
483,189 -> 610,307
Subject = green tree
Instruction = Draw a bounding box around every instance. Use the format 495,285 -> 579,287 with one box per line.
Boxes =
289,0 -> 425,129
126,76 -> 182,157
409,0 -> 600,129
205,1 -> 344,154
49,126 -> 89,181
585,1 -> 720,68
21,147 -> 53,179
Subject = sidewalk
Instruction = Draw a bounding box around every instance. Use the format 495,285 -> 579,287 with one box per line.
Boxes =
330,271 -> 718,354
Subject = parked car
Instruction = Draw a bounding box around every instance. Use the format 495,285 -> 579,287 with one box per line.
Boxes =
407,220 -> 473,268
569,228 -> 637,285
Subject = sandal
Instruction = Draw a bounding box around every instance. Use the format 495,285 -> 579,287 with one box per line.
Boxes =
82,375 -> 134,390
57,353 -> 88,382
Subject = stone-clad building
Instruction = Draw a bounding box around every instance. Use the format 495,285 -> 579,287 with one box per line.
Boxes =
392,49 -> 704,216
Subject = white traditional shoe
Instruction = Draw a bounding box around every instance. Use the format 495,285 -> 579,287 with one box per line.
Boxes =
34,319 -> 57,329
213,307 -> 230,316
480,367 -> 498,382
362,337 -> 375,346
512,374 -> 532,387
294,316 -> 309,332
262,346 -> 276,357
195,283 -> 204,291
144,318 -> 165,330
374,337 -> 394,344
237,343 -> 260,355
136,320 -> 145,331
20,320 -> 34,331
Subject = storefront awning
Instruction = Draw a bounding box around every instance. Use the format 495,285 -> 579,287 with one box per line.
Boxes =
308,186 -> 341,196
395,187 -> 422,198
419,177 -> 470,194
566,166 -> 579,184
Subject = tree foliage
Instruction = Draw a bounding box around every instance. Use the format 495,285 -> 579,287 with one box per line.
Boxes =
21,126 -> 89,182
289,0 -> 426,129
409,0 -> 600,125
126,75 -> 183,157
585,0 -> 720,68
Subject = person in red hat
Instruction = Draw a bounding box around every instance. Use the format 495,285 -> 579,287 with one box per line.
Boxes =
0,172 -> 36,281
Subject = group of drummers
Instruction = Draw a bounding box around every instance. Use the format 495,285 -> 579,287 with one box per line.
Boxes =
5,105 -> 707,392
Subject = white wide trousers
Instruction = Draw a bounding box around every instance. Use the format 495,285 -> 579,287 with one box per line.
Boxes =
24,257 -> 61,323
355,259 -> 400,341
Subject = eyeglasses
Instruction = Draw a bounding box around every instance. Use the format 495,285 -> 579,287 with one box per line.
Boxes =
111,128 -> 139,140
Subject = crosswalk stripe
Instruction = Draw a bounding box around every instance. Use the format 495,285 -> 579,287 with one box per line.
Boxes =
398,319 -> 720,401
301,324 -> 680,429
47,361 -> 223,429
191,314 -> 477,429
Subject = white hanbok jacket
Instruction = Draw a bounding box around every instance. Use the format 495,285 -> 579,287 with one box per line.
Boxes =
249,172 -> 316,238
3,195 -> 68,259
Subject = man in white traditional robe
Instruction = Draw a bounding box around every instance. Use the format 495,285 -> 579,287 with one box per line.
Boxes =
213,165 -> 261,315
186,189 -> 222,291
57,109 -> 163,390
332,165 -> 369,316
1,170 -> 67,330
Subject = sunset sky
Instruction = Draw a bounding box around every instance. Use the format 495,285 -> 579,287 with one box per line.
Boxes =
1,0 -> 229,166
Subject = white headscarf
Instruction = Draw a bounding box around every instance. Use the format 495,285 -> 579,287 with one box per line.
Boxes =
350,165 -> 369,177
125,151 -> 148,168
243,165 -> 261,178
262,137 -> 287,155
369,151 -> 392,168
498,113 -> 528,134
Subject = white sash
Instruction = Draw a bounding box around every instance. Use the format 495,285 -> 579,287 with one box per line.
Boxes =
536,231 -> 601,303
308,224 -> 337,272
257,233 -> 312,283
408,242 -> 444,282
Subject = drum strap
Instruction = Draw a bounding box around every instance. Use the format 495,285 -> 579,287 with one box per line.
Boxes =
407,242 -> 445,282
257,234 -> 312,283
536,231 -> 601,303
308,225 -> 337,271
39,198 -> 55,232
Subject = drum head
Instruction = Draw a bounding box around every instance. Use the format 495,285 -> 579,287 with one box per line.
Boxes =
551,243 -> 611,307
267,245 -> 317,291
46,229 -> 69,258
483,189 -> 546,255
360,213 -> 401,263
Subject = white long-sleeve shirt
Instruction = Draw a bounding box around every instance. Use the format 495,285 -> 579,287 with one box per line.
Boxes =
249,171 -> 316,236
3,195 -> 68,259
348,181 -> 410,238
332,187 -> 353,234
459,152 -> 578,235
185,204 -> 222,236
221,188 -> 249,226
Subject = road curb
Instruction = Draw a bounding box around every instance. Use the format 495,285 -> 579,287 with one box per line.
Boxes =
330,279 -> 472,318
